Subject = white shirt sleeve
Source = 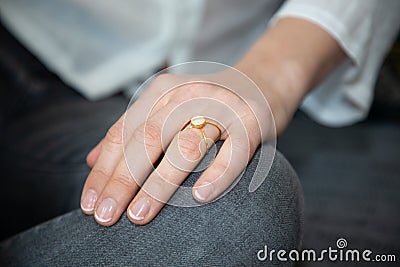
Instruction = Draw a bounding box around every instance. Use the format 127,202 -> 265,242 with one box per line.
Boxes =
271,0 -> 400,127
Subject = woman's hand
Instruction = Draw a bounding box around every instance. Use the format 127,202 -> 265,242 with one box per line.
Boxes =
80,68 -> 275,226
80,16 -> 346,226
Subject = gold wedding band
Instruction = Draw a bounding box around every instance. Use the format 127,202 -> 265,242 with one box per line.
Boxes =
185,116 -> 222,150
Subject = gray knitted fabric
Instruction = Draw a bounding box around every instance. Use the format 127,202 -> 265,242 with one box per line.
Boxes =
0,150 -> 303,266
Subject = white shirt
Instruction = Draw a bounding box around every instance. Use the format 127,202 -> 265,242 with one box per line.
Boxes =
1,0 -> 399,127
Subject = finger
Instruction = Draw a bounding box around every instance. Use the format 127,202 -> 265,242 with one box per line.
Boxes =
80,92 -> 163,215
86,140 -> 102,168
91,119 -> 165,225
92,104 -> 202,225
80,116 -> 126,215
193,120 -> 259,203
127,122 -> 221,225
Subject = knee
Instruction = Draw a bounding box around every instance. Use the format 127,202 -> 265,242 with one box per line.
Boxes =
246,150 -> 304,249
203,149 -> 304,265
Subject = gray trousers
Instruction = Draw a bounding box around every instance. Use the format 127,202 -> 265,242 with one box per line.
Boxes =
0,148 -> 303,266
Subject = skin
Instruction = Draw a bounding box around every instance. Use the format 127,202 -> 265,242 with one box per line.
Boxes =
81,17 -> 346,226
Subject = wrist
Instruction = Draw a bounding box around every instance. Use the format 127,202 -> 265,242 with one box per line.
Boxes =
235,56 -> 307,136
234,17 -> 346,136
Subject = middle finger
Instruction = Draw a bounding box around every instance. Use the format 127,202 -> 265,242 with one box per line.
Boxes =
127,119 -> 222,225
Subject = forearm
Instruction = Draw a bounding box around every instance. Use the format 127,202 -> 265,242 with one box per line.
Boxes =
235,17 -> 346,135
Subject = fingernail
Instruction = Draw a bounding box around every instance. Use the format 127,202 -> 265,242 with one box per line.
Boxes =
128,198 -> 150,221
81,189 -> 97,212
95,198 -> 116,223
194,182 -> 213,201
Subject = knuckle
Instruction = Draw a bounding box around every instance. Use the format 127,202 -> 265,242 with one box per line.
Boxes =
214,87 -> 237,101
178,132 -> 202,160
133,122 -> 162,149
154,166 -> 181,186
190,83 -> 215,96
105,122 -> 124,146
110,172 -> 136,189
91,166 -> 112,179
155,169 -> 174,185
154,168 -> 169,183
185,83 -> 207,94
143,178 -> 171,203
152,74 -> 175,93
173,83 -> 214,100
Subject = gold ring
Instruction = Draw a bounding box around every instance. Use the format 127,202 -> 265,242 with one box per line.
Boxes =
185,116 -> 222,150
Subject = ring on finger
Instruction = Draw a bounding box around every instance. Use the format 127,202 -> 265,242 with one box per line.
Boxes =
182,116 -> 222,150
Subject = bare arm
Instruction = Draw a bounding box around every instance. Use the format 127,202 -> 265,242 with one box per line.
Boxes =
236,17 -> 346,135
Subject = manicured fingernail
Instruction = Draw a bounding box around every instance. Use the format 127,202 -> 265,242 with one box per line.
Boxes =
128,198 -> 150,221
81,189 -> 97,212
95,198 -> 116,223
194,182 -> 213,201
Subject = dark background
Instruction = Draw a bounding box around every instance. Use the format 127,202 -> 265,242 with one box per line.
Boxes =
280,40 -> 400,266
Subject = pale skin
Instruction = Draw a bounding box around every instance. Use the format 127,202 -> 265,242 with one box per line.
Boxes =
80,17 -> 346,226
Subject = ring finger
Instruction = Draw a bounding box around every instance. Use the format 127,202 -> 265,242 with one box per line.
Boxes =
127,118 -> 222,225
